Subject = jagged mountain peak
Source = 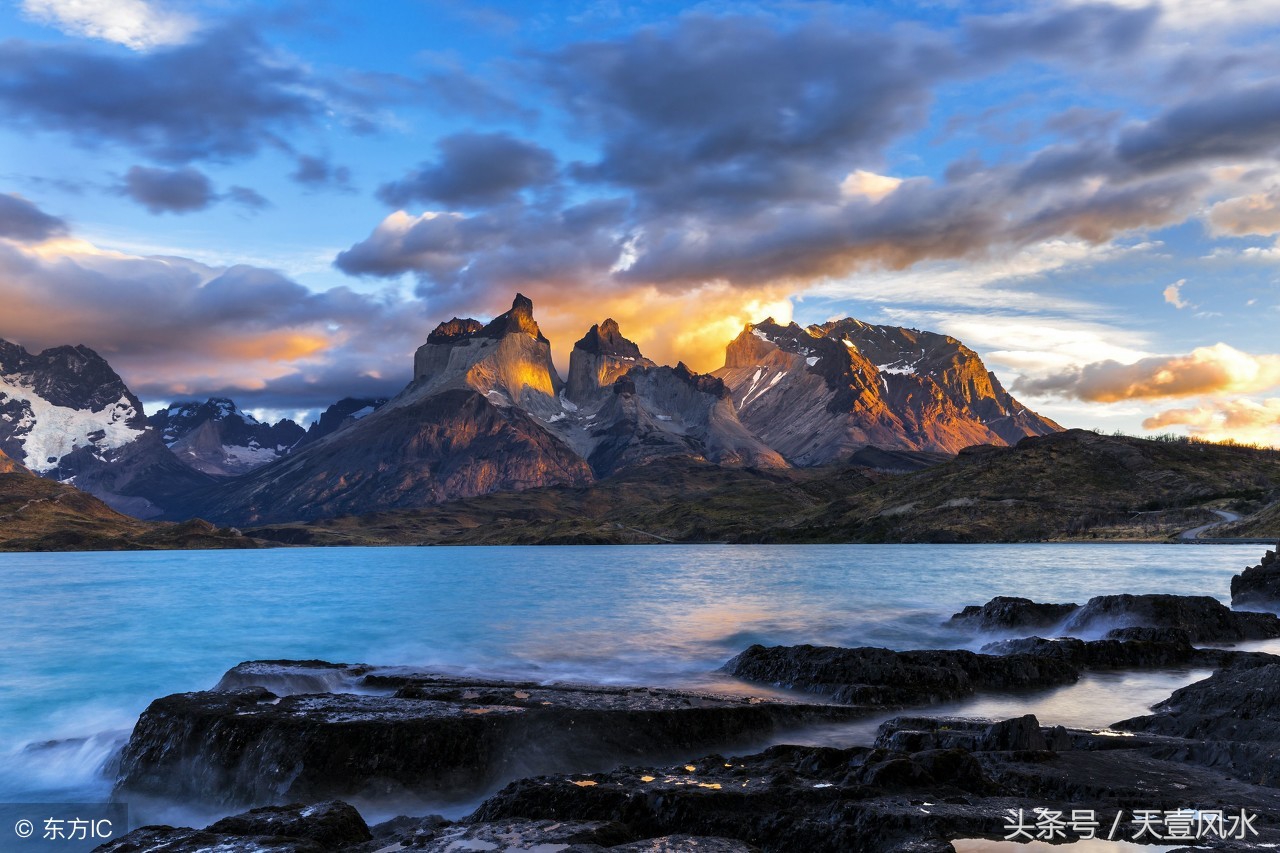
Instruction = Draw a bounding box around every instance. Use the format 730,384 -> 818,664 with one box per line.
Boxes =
714,314 -> 1061,461
566,318 -> 655,405
413,292 -> 562,414
426,318 -> 484,344
478,292 -> 547,343
574,318 -> 645,360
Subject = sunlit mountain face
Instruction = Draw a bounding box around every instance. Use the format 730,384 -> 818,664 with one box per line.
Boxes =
1,0 -> 1278,446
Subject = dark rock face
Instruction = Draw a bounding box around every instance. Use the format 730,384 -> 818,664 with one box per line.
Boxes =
1062,593 -> 1280,642
1232,545 -> 1280,610
113,661 -> 867,808
948,596 -> 1079,632
721,644 -> 1078,707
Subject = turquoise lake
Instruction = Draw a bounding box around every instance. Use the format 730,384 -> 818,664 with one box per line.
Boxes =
0,542 -> 1270,818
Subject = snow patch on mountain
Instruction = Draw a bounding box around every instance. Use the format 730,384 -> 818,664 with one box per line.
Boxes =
0,375 -> 144,471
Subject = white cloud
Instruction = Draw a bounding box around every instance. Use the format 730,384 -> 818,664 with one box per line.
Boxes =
21,0 -> 198,50
840,170 -> 903,203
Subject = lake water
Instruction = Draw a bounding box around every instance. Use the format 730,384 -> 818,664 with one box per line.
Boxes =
0,543 -> 1271,821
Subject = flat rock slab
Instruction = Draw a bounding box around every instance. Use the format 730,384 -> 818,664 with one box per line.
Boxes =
721,644 -> 1079,706
113,661 -> 867,808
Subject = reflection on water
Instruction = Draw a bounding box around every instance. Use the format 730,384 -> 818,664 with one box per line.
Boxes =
0,543 -> 1267,814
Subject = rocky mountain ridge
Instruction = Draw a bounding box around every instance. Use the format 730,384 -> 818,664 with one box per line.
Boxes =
3,294 -> 1064,527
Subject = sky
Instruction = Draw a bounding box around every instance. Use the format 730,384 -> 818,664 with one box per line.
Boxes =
0,0 -> 1279,443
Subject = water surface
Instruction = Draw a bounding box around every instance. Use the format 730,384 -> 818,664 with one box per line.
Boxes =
0,543 -> 1267,813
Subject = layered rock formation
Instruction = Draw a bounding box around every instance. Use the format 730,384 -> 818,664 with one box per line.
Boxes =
113,660 -> 865,808
712,319 -> 1060,462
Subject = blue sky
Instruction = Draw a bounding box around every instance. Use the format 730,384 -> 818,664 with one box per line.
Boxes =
1,0 -> 1279,442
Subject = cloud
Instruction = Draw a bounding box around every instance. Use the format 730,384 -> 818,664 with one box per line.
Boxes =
1143,398 -> 1280,446
1208,189 -> 1280,236
0,192 -> 68,242
1016,343 -> 1280,402
120,165 -> 215,214
840,170 -> 903,203
226,185 -> 270,211
291,155 -> 353,191
1163,278 -> 1191,309
21,0 -> 197,50
377,132 -> 558,208
0,225 -> 428,411
0,25 -> 367,164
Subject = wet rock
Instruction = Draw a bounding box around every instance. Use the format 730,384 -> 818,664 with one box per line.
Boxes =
1113,663 -> 1280,787
97,807 -> 754,852
469,716 -> 1280,852
1232,545 -> 1280,610
114,661 -> 866,808
95,802 -> 369,852
948,596 -> 1078,632
722,644 -> 1078,707
1061,593 -> 1280,642
873,715 -> 1059,755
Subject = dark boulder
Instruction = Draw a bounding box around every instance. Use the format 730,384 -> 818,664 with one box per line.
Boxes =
1062,593 -> 1280,642
1232,545 -> 1280,610
948,596 -> 1078,632
722,644 -> 1078,707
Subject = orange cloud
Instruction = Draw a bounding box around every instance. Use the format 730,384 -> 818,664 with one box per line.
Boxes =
526,284 -> 795,374
1207,189 -> 1280,237
1016,343 -> 1280,402
210,332 -> 331,362
1144,398 -> 1280,446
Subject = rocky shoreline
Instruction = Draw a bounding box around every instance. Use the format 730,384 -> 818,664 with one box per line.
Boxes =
96,545 -> 1280,852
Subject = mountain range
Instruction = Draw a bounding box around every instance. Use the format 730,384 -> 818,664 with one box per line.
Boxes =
1,294 -> 1059,528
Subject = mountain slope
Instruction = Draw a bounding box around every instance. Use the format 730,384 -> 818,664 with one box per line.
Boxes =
149,398 -> 305,476
712,319 -> 1059,461
172,297 -> 594,526
783,429 -> 1280,543
0,338 -> 212,517
0,459 -> 256,551
248,431 -> 1280,546
0,339 -> 148,470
